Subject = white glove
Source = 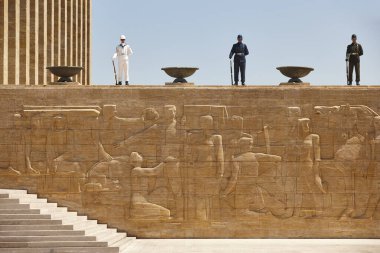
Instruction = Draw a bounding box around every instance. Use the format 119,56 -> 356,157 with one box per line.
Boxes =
112,54 -> 117,60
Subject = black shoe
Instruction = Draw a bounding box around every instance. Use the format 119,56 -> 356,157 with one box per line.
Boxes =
242,83 -> 246,86
125,81 -> 129,85
234,83 -> 238,86
347,82 -> 352,86
117,82 -> 122,85
356,82 -> 360,86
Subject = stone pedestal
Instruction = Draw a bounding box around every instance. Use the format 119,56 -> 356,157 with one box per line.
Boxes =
165,82 -> 194,86
279,82 -> 311,86
49,82 -> 82,86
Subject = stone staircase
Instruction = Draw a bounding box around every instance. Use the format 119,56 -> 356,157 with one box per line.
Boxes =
0,189 -> 135,253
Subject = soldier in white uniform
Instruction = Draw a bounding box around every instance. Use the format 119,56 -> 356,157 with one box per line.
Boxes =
112,35 -> 133,85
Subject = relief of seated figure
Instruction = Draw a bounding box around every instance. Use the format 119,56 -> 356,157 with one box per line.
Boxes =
222,137 -> 289,219
129,152 -> 171,220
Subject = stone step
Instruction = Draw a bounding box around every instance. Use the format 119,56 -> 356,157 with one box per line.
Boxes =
111,237 -> 135,252
0,247 -> 119,253
19,198 -> 48,204
0,189 -> 133,252
29,203 -> 57,209
50,212 -> 78,219
0,236 -> 97,242
39,207 -> 68,214
0,214 -> 51,220
0,199 -> 19,204
0,225 -> 74,231
57,214 -> 88,224
71,220 -> 99,230
0,190 -> 27,195
0,219 -> 62,226
7,194 -> 38,200
0,230 -> 85,237
101,232 -> 127,246
83,224 -> 108,236
91,228 -> 117,241
0,209 -> 40,214
20,199 -> 53,209
0,204 -> 30,210
53,248 -> 119,253
0,241 -> 108,248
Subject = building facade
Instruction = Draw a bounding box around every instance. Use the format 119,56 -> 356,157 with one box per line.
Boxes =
0,0 -> 91,85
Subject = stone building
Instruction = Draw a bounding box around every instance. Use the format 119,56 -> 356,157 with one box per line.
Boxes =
0,0 -> 91,85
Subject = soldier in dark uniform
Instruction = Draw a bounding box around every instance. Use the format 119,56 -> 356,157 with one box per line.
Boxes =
346,34 -> 364,86
229,35 -> 249,86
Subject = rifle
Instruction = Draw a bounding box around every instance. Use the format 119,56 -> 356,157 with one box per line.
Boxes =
230,60 -> 234,85
346,53 -> 351,85
112,60 -> 117,85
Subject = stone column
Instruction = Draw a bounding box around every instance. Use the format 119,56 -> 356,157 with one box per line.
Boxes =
3,0 -> 9,85
0,0 -> 6,84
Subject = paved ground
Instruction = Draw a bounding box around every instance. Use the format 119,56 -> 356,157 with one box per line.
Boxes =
125,239 -> 380,253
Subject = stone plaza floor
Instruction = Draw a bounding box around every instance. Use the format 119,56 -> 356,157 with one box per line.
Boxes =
124,239 -> 380,253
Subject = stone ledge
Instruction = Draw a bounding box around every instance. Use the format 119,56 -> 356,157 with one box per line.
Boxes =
0,84 -> 379,90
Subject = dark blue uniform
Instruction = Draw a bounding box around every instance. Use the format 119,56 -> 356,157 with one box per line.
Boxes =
346,43 -> 363,84
229,42 -> 249,84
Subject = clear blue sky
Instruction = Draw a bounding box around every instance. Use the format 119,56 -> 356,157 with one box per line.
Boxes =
92,0 -> 380,85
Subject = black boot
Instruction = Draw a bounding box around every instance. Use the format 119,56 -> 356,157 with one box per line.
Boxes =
125,81 -> 129,85
117,82 -> 122,85
356,81 -> 360,86
347,81 -> 352,86
242,82 -> 246,86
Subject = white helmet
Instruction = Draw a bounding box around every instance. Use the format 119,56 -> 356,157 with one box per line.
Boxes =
120,35 -> 126,40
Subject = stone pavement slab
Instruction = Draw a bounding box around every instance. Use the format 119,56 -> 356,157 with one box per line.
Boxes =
124,239 -> 380,253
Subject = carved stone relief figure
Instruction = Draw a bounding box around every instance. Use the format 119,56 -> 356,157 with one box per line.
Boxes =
130,152 -> 171,219
183,105 -> 229,131
288,107 -> 302,140
100,105 -> 143,156
370,116 -> 380,160
44,115 -> 84,193
222,137 -> 287,218
159,105 -> 184,219
187,115 -> 224,221
285,107 -> 302,162
46,115 -> 68,174
114,108 -> 160,165
24,116 -> 46,174
5,113 -> 26,175
157,105 -> 183,159
364,116 -> 380,219
313,106 -> 340,159
84,105 -> 139,192
221,116 -> 252,191
53,109 -> 113,175
335,134 -> 366,218
295,118 -> 326,218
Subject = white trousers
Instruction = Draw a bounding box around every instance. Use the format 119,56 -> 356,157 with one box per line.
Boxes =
117,58 -> 129,82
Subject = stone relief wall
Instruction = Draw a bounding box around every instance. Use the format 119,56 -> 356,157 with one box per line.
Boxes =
0,86 -> 380,238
